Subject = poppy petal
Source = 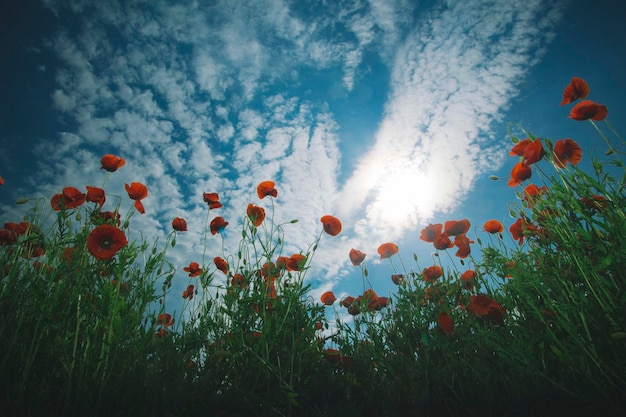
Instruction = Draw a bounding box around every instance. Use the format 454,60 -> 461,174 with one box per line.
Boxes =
560,77 -> 589,105
320,215 -> 342,236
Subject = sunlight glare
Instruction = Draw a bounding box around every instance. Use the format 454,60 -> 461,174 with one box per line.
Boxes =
371,160 -> 437,229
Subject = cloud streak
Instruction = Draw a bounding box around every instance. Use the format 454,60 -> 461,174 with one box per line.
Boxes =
337,0 -> 563,246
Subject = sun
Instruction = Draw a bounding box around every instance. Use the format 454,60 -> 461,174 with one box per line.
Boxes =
370,159 -> 438,229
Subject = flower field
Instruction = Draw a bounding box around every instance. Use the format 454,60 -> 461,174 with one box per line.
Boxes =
1,78 -> 625,417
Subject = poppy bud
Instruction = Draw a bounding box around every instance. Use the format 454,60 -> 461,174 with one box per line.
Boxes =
171,238 -> 176,247
16,198 -> 30,205
75,213 -> 82,221
489,175 -> 499,181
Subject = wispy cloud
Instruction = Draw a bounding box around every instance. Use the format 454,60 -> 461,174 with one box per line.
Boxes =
337,0 -> 563,248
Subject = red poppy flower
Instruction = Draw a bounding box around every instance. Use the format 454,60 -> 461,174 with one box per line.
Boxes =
85,186 -> 106,208
580,195 -> 609,211
100,154 -> 126,172
231,273 -> 246,288
437,312 -> 454,335
461,270 -> 476,282
377,242 -> 398,259
443,219 -> 470,236
341,296 -> 355,308
469,295 -> 505,323
156,313 -> 174,327
86,225 -> 128,261
246,203 -> 265,227
560,77 -> 589,105
367,296 -> 389,311
183,262 -> 202,277
362,288 -> 378,302
320,291 -> 337,306
276,253 -> 306,271
125,182 -> 148,214
569,100 -> 608,121
349,248 -> 366,266
483,220 -> 504,234
420,223 -> 442,242
280,254 -> 306,271
275,255 -> 289,270
433,233 -> 453,250
172,217 -> 187,232
509,217 -> 538,245
260,262 -> 280,281
214,257 -> 229,274
453,234 -> 473,258
422,265 -> 443,282
264,280 -> 277,299
553,138 -> 582,168
97,210 -> 121,226
391,274 -> 404,285
508,162 -> 532,187
320,215 -> 342,236
257,180 -> 277,199
522,184 -> 547,208
0,229 -> 16,246
182,284 -> 195,300
203,192 -> 223,209
210,216 -> 228,235
509,138 -> 545,166
0,177 -> 4,186
51,186 -> 86,210
3,221 -> 31,238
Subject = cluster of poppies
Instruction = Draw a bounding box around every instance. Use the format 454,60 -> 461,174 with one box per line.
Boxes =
508,77 -> 606,187
0,221 -> 46,259
171,179 -> 343,306
419,219 -> 474,258
316,211 -> 518,342
0,155 -> 140,263
321,288 -> 390,316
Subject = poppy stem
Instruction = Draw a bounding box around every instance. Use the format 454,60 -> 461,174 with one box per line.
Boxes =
590,120 -> 622,164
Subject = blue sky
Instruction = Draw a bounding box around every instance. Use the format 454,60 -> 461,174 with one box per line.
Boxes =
1,0 -> 625,324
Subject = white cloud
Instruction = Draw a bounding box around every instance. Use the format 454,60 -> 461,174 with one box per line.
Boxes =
337,0 -> 563,246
